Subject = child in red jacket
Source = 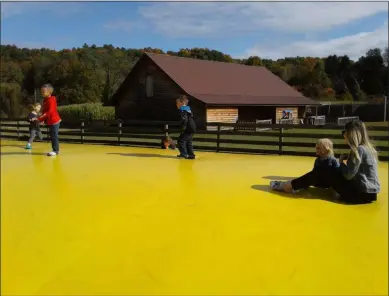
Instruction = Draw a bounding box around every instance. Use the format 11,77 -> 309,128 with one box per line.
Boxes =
32,84 -> 61,156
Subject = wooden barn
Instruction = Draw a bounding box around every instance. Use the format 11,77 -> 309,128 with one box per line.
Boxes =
112,53 -> 318,129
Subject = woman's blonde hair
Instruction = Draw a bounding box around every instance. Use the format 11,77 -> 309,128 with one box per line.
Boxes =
344,120 -> 378,162
316,138 -> 334,156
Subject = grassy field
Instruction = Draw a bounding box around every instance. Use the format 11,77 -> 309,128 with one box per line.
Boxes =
1,121 -> 387,156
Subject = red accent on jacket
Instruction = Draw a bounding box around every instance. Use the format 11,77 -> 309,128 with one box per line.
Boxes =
38,96 -> 61,125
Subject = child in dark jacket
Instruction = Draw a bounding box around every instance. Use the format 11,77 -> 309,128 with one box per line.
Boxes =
270,138 -> 339,192
25,103 -> 44,149
176,95 -> 196,159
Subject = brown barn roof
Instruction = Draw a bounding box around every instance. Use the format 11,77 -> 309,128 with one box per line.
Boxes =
145,53 -> 317,106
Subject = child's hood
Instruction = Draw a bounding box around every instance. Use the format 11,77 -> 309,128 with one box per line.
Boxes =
179,106 -> 192,113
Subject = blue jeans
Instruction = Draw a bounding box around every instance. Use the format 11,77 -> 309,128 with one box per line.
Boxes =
49,123 -> 60,153
177,132 -> 194,157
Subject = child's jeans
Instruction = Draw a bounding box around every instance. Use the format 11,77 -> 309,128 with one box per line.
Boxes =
291,168 -> 333,190
49,123 -> 60,153
28,128 -> 43,144
178,132 -> 194,157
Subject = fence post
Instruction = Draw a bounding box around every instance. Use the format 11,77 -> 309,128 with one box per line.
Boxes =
278,127 -> 283,155
164,124 -> 169,137
80,121 -> 84,144
118,120 -> 122,146
16,120 -> 20,140
216,123 -> 221,152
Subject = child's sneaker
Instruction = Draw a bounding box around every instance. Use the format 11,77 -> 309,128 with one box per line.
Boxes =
270,180 -> 295,193
270,181 -> 284,191
47,151 -> 58,156
25,144 -> 32,150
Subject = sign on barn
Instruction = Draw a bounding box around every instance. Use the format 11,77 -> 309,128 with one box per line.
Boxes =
276,107 -> 298,123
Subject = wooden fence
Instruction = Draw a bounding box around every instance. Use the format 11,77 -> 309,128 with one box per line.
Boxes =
1,118 -> 388,161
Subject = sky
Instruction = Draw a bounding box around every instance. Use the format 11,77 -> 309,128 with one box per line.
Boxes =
1,1 -> 388,61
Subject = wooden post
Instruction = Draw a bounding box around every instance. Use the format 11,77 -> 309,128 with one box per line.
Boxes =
216,123 -> 221,152
81,121 -> 84,144
16,120 -> 20,140
164,124 -> 169,137
118,120 -> 122,146
278,127 -> 283,155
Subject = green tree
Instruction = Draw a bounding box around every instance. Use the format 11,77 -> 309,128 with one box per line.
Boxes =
0,83 -> 24,117
244,56 -> 263,66
98,48 -> 135,105
0,61 -> 24,84
355,48 -> 386,96
383,45 -> 388,66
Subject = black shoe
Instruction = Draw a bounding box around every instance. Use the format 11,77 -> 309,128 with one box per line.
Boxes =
187,155 -> 196,159
177,154 -> 188,159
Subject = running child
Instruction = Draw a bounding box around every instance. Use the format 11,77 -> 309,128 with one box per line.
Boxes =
270,138 -> 339,193
25,103 -> 44,150
176,95 -> 196,159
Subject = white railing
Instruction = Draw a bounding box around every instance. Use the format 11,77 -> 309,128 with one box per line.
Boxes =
255,119 -> 272,131
337,116 -> 359,126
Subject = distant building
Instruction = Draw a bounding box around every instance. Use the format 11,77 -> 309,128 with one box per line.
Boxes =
112,53 -> 318,128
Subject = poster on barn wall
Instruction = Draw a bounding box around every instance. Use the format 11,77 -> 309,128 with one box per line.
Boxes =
206,108 -> 238,131
276,107 -> 298,123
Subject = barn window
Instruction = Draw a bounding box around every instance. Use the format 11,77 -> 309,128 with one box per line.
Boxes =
145,75 -> 154,98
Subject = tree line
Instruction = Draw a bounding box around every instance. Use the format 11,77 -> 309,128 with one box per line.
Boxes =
1,43 -> 388,118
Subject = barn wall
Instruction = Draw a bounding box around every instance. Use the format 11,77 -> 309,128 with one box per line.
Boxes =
236,106 -> 306,123
115,56 -> 206,127
238,106 -> 276,123
188,96 -> 206,129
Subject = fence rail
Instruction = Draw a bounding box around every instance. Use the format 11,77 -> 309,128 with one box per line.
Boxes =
1,118 -> 388,161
